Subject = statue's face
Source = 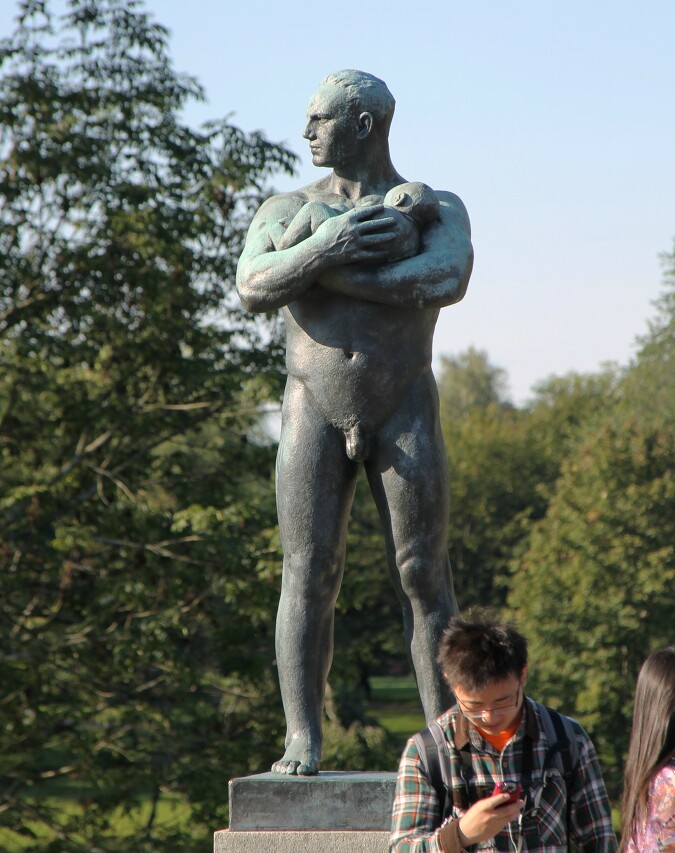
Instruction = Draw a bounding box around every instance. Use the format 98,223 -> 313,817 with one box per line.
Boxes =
303,84 -> 358,169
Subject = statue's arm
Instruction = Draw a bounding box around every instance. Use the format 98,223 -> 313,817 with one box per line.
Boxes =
236,194 -> 318,312
317,191 -> 474,309
236,195 -> 399,313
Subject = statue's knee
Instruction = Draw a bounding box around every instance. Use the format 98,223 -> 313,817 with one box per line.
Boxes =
398,557 -> 444,601
398,558 -> 424,594
283,551 -> 342,600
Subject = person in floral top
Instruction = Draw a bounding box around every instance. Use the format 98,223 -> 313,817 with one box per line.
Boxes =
620,647 -> 675,852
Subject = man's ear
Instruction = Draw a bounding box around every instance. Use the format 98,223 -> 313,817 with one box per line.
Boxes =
356,111 -> 373,139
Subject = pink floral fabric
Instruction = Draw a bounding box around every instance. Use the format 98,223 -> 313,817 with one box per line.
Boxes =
626,758 -> 675,852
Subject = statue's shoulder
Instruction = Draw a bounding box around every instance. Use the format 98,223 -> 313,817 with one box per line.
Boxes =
252,178 -> 341,223
433,189 -> 468,210
253,191 -> 309,222
433,189 -> 471,234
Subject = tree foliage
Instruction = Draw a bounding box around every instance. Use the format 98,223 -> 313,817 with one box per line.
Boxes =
438,348 -> 615,610
438,346 -> 512,421
0,0 -> 297,848
508,264 -> 675,798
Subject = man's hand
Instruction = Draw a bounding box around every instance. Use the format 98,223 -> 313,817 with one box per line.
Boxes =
315,191 -> 473,310
312,204 -> 399,265
457,793 -> 525,847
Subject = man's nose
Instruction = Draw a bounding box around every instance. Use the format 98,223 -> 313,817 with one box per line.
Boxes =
303,122 -> 314,140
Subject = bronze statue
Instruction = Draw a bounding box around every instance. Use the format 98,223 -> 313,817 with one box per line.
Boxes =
236,70 -> 473,775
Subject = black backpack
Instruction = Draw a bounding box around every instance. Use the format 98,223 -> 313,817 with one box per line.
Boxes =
412,703 -> 579,818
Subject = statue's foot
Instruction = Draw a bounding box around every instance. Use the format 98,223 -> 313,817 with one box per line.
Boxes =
271,739 -> 320,776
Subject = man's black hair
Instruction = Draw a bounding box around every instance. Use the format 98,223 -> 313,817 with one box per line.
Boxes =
437,613 -> 528,691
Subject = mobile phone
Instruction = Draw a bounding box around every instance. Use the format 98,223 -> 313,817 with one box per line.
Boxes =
491,780 -> 522,805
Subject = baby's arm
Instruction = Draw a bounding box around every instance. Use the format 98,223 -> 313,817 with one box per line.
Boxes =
275,201 -> 339,250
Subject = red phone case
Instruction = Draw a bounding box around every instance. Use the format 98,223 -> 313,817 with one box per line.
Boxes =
491,781 -> 522,805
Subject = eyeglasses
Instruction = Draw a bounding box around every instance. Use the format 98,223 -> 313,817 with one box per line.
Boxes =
457,684 -> 522,722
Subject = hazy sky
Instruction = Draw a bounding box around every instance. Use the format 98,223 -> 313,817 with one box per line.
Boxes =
4,0 -> 674,403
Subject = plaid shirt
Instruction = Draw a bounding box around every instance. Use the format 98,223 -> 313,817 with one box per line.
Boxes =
390,697 -> 617,853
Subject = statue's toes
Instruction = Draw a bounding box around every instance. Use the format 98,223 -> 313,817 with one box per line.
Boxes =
271,758 -> 300,775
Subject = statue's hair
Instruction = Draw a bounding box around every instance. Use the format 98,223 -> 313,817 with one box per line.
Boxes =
321,70 -> 395,131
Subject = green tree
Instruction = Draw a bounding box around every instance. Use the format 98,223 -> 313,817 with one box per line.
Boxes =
438,347 -> 614,610
618,241 -> 675,428
0,0 -> 296,848
438,346 -> 512,421
523,370 -> 620,499
509,260 -> 675,798
444,404 -> 544,609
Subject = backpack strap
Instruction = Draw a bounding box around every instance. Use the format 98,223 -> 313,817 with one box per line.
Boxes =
535,704 -> 580,829
537,704 -> 579,782
413,721 -> 494,817
550,707 -> 579,783
413,722 -> 451,818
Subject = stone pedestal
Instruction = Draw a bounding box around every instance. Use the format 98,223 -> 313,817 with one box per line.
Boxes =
215,771 -> 396,852
214,829 -> 391,852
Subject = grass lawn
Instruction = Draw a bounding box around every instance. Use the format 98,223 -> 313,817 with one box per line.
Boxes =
0,792 -> 205,852
368,674 -> 426,750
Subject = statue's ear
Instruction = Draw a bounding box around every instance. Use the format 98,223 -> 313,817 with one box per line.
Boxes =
356,111 -> 373,139
392,191 -> 411,209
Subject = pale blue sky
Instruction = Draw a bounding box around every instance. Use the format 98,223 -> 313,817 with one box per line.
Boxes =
4,0 -> 674,402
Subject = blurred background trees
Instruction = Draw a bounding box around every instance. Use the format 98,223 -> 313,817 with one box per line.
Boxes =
508,270 -> 675,795
0,0 -> 294,848
1,0 -> 673,848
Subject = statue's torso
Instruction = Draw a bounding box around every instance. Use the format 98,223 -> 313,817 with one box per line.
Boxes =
281,184 -> 438,431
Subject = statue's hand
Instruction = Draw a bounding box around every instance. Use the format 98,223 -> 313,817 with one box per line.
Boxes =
313,204 -> 398,266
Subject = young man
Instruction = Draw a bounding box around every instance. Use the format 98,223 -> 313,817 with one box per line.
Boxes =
390,616 -> 617,852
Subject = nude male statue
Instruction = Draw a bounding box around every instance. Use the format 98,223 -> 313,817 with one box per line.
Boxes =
236,70 -> 474,776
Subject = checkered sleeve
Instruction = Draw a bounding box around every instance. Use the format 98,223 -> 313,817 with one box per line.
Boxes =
568,724 -> 618,852
389,737 -> 447,853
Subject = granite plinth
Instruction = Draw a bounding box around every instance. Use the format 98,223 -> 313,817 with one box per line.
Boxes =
228,771 -> 397,831
214,829 -> 390,852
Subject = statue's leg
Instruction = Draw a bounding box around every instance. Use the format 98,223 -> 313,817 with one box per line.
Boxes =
272,378 -> 359,775
365,372 -> 457,722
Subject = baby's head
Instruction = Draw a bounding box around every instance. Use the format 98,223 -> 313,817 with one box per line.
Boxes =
383,181 -> 440,226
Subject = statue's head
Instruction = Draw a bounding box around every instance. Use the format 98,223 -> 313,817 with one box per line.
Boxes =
383,181 -> 440,226
319,70 -> 395,134
304,70 -> 395,169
